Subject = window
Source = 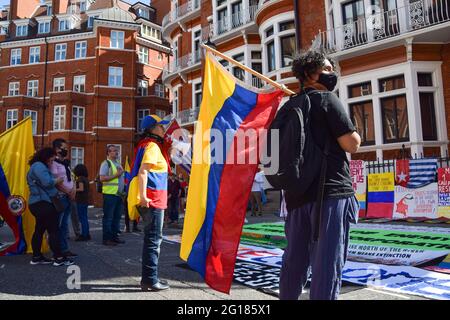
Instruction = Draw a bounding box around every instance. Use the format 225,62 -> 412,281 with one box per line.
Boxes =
252,63 -> 263,88
217,0 -> 227,6
419,92 -> 437,141
53,77 -> 65,92
72,106 -> 85,131
59,19 -> 70,31
267,41 -> 275,72
108,101 -> 122,127
193,30 -> 201,62
24,110 -> 37,135
138,46 -> 149,64
73,75 -> 86,92
16,25 -> 28,37
231,1 -> 243,27
156,109 -> 166,119
53,106 -> 66,130
348,82 -> 372,98
47,5 -> 52,16
80,1 -> 87,12
75,41 -> 87,59
29,47 -> 40,64
155,83 -> 165,98
232,53 -> 245,81
138,79 -> 148,96
381,95 -> 409,143
193,82 -> 202,108
38,21 -> 50,34
350,101 -> 375,146
279,20 -> 295,32
108,67 -> 123,87
379,75 -> 405,92
6,110 -> 18,129
138,8 -> 150,19
71,147 -> 84,168
217,8 -> 228,34
137,109 -> 150,131
8,82 -> 20,96
265,27 -> 274,38
418,73 -> 433,87
251,51 -> 262,60
280,35 -> 295,67
55,43 -> 67,61
27,80 -> 39,97
88,15 -> 99,28
110,30 -> 125,49
10,48 -> 21,65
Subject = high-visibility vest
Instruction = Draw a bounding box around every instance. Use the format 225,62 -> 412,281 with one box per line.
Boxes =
102,160 -> 119,195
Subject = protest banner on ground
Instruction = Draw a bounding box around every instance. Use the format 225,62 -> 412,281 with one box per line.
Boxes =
350,160 -> 366,218
438,168 -> 450,219
366,172 -> 395,218
393,183 -> 439,220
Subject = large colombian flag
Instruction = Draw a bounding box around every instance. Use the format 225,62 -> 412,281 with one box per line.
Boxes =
0,118 -> 36,255
180,53 -> 284,293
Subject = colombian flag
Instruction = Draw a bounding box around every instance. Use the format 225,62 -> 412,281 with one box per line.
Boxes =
0,118 -> 36,255
180,53 -> 283,293
366,172 -> 395,219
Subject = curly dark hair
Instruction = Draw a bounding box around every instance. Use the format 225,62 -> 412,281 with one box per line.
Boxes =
29,147 -> 56,166
292,50 -> 335,83
73,164 -> 89,178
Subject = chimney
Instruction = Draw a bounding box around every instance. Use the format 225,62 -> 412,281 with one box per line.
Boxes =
9,0 -> 41,19
52,0 -> 70,15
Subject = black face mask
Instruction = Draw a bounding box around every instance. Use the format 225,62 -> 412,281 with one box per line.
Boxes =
58,149 -> 68,158
318,72 -> 338,92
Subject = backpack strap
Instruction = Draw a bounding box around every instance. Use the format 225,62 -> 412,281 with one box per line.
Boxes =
313,138 -> 330,242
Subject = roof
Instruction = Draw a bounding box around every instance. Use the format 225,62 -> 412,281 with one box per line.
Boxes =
99,6 -> 136,24
32,6 -> 48,18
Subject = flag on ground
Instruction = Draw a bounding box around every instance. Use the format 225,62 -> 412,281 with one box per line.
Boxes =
180,52 -> 284,294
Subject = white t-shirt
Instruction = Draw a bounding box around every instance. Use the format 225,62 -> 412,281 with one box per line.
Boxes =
251,171 -> 265,192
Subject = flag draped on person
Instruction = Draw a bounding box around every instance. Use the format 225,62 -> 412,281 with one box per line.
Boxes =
180,52 -> 284,293
396,159 -> 438,188
0,118 -> 36,255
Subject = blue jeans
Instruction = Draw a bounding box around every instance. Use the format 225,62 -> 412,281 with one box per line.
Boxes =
58,195 -> 72,253
77,203 -> 90,237
102,194 -> 123,241
138,206 -> 164,286
279,196 -> 359,300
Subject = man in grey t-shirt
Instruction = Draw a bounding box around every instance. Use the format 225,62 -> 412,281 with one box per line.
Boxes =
99,145 -> 126,246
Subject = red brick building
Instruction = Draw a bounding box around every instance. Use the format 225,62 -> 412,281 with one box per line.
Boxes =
0,0 -> 171,205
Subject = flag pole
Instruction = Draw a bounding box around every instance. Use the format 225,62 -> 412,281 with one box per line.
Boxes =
201,43 -> 295,96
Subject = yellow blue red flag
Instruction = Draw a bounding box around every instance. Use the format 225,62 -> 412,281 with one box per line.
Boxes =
180,53 -> 283,293
0,118 -> 36,255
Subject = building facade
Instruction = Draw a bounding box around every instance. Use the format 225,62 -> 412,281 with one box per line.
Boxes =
314,0 -> 450,160
0,0 -> 171,205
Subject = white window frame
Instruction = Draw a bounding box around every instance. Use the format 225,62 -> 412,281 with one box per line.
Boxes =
6,109 -> 18,129
192,79 -> 202,108
59,19 -> 70,31
110,30 -> 125,49
71,147 -> 84,168
72,106 -> 85,131
107,101 -> 122,128
38,21 -> 50,34
80,1 -> 87,12
29,46 -> 40,64
75,41 -> 87,59
138,46 -> 149,64
27,80 -> 39,97
8,82 -> 20,96
55,43 -> 67,61
108,67 -> 123,87
155,83 -> 165,98
24,110 -> 37,135
73,75 -> 86,92
138,79 -> 148,96
137,109 -> 150,131
88,15 -> 99,28
10,48 -> 21,65
16,24 -> 28,37
53,105 -> 66,131
53,77 -> 65,92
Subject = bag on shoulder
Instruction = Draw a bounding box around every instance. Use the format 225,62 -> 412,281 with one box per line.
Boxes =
96,160 -> 112,193
50,194 -> 65,213
264,91 -> 329,193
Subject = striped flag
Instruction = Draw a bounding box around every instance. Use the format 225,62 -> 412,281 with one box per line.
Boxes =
407,159 -> 438,188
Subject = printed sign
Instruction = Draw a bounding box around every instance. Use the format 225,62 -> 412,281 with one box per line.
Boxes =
394,183 -> 438,219
438,168 -> 450,219
350,160 -> 367,217
366,172 -> 395,218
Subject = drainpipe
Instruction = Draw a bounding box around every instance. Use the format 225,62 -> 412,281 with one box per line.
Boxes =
294,0 -> 301,50
41,36 -> 49,148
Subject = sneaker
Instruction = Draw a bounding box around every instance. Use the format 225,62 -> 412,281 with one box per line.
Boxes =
30,255 -> 53,265
53,257 -> 74,267
63,251 -> 78,258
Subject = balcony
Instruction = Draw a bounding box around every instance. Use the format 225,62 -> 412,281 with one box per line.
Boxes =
314,0 -> 450,56
161,0 -> 201,41
206,4 -> 259,42
176,107 -> 200,126
162,49 -> 203,84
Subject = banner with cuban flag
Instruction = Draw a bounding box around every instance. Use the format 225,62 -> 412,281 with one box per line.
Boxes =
0,118 -> 36,255
180,52 -> 284,294
396,159 -> 438,188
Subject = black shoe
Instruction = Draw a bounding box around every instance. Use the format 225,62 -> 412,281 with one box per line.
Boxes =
103,240 -> 118,246
113,238 -> 125,244
63,251 -> 78,258
75,236 -> 87,242
53,256 -> 74,267
86,234 -> 91,241
30,255 -> 53,265
141,281 -> 169,291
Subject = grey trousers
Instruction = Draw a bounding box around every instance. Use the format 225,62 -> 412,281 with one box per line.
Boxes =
279,196 -> 358,300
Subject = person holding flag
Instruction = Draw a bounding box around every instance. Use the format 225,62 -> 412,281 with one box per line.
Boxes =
127,114 -> 171,292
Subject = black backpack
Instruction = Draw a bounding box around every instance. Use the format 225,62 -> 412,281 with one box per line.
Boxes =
95,160 -> 112,193
264,91 -> 330,240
